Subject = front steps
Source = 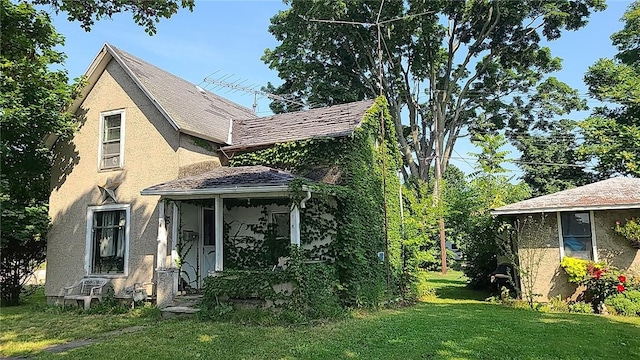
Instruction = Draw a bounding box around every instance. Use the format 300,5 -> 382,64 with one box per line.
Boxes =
160,294 -> 202,319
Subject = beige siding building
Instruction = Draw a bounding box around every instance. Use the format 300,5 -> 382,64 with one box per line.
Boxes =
46,44 -> 375,307
492,177 -> 640,301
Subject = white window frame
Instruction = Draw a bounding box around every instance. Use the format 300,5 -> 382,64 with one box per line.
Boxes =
85,204 -> 131,277
557,210 -> 598,262
98,109 -> 125,171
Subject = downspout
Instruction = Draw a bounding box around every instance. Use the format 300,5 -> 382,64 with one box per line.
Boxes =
300,190 -> 312,209
290,190 -> 311,248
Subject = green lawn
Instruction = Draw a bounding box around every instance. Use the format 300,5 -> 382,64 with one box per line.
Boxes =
2,272 -> 640,359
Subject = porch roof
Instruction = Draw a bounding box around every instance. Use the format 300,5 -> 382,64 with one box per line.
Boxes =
141,165 -> 305,196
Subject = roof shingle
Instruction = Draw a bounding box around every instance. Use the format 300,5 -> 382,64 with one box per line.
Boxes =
225,99 -> 375,151
492,177 -> 640,215
141,166 -> 299,195
108,44 -> 256,144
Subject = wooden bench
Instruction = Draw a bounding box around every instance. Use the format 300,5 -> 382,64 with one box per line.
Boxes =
63,278 -> 110,310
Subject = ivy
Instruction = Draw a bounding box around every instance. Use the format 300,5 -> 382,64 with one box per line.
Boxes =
200,246 -> 343,320
225,96 -> 403,307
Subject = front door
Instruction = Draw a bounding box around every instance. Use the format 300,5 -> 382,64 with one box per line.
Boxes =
200,208 -> 216,287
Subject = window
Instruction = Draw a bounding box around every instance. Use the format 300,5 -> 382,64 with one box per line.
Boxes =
203,209 -> 215,246
99,110 -> 124,170
86,205 -> 130,275
559,211 -> 595,261
270,211 -> 290,238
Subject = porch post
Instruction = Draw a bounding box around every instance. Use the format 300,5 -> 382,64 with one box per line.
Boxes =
214,196 -> 224,271
170,201 -> 179,268
171,201 -> 179,294
156,200 -> 168,269
290,205 -> 301,246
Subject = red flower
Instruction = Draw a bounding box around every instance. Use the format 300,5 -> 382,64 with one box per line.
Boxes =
595,270 -> 603,279
619,275 -> 627,283
617,284 -> 626,292
616,220 -> 621,225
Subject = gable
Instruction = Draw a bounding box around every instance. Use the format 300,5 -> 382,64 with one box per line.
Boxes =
60,44 -> 255,147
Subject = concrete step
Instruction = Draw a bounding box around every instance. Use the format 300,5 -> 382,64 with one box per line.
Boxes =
172,294 -> 203,308
160,306 -> 200,319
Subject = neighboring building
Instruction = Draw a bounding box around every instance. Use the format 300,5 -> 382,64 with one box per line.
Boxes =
491,177 -> 640,301
46,44 -> 399,308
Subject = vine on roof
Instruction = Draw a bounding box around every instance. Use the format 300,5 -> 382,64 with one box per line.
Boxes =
212,96 -> 403,310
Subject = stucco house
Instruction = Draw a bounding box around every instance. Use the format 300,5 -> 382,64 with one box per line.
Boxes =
491,177 -> 640,301
46,44 -> 400,308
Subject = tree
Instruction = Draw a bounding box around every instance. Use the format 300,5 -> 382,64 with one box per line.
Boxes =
263,0 -> 602,273
579,1 -> 640,178
513,118 -> 592,196
35,0 -> 194,34
0,0 -> 193,306
263,0 -> 604,185
0,0 -> 77,305
460,134 -> 530,289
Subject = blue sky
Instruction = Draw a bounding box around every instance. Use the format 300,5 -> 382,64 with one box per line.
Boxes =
48,0 -> 633,176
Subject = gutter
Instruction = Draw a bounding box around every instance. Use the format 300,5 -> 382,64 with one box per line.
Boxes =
140,184 -> 314,197
490,203 -> 640,216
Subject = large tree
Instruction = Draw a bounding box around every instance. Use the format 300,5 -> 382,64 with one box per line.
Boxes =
35,0 -> 194,34
263,0 -> 605,186
0,0 -> 77,305
512,118 -> 593,196
0,0 -> 194,306
264,0 -> 603,273
579,0 -> 640,177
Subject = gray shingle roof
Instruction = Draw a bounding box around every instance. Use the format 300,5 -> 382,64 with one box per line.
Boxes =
141,166 -> 299,195
108,44 -> 256,144
492,177 -> 640,215
224,99 -> 375,151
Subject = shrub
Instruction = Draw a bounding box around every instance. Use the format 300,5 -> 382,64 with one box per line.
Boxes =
614,218 -> 640,247
582,266 -> 638,310
200,247 -> 344,322
86,288 -> 129,315
543,295 -> 569,313
560,257 -> 590,283
568,301 -> 594,314
604,290 -> 640,316
412,271 -> 435,300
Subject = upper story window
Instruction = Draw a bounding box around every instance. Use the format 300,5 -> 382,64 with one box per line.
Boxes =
99,110 -> 125,170
559,211 -> 596,261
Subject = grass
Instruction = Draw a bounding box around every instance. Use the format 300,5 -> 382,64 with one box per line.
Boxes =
2,273 -> 640,359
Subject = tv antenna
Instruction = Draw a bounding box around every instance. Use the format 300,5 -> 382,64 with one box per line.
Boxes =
202,73 -> 306,113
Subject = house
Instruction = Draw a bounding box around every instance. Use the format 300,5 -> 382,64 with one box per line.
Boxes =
45,44 -> 401,308
491,177 -> 640,301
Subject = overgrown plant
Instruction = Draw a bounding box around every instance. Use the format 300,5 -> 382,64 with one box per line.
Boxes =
228,97 -> 403,306
582,266 -> 639,313
200,246 -> 343,321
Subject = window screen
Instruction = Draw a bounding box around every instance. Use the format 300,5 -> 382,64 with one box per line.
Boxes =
561,212 -> 593,260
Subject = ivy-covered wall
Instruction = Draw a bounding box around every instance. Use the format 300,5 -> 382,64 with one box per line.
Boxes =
229,96 -> 402,306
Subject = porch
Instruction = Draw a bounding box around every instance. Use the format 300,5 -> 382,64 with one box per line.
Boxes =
141,166 -> 333,308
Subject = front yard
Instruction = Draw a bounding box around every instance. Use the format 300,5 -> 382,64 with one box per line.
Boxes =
2,272 -> 640,359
